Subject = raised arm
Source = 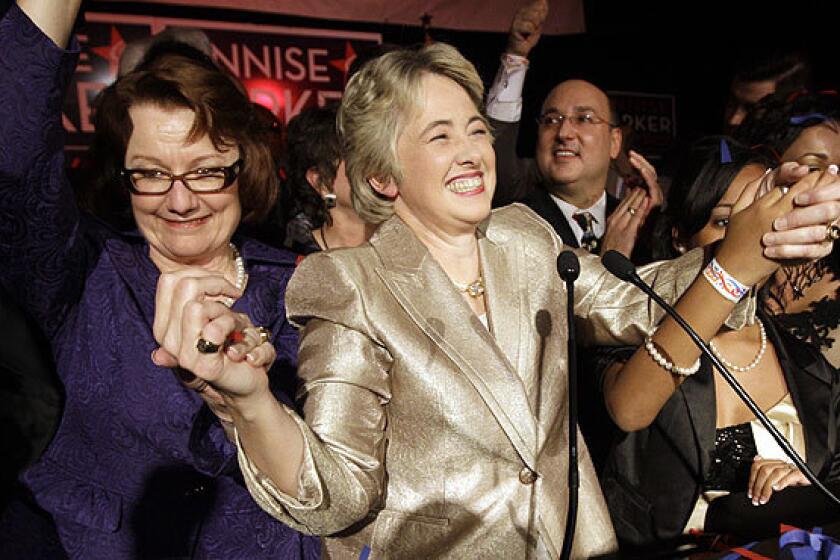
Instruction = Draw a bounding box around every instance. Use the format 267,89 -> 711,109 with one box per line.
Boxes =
602,165 -> 840,431
17,0 -> 82,48
152,254 -> 392,535
0,1 -> 98,336
488,0 -> 547,206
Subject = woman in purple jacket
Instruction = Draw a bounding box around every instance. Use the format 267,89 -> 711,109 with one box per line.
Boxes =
0,1 -> 318,558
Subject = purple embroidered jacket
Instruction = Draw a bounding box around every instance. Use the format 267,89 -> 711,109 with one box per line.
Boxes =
0,5 -> 319,559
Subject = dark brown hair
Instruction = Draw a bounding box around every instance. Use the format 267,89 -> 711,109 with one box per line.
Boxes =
88,42 -> 277,227
280,104 -> 341,230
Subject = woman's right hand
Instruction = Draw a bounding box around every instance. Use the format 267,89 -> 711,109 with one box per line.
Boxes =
151,270 -> 274,406
716,163 -> 837,287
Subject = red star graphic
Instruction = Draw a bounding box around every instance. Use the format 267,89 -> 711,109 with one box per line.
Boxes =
91,26 -> 126,80
329,41 -> 357,79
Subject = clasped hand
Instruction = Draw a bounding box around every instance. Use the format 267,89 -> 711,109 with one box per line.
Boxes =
716,163 -> 840,286
151,269 -> 275,418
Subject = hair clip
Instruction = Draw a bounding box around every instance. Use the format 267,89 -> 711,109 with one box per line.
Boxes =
790,112 -> 829,125
720,138 -> 733,164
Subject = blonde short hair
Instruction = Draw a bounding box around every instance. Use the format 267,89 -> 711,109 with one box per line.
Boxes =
338,42 -> 486,224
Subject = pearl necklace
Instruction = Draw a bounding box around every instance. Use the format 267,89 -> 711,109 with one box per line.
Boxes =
709,320 -> 767,373
452,276 -> 485,298
223,242 -> 247,307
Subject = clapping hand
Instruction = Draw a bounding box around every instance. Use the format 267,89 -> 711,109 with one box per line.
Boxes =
599,151 -> 662,258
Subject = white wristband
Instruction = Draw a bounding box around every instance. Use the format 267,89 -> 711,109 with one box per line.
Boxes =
702,258 -> 750,303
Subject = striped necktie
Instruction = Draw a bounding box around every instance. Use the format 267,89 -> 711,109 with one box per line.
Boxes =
572,211 -> 598,252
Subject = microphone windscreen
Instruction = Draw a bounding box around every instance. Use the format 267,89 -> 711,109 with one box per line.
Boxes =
601,250 -> 637,282
556,250 -> 580,282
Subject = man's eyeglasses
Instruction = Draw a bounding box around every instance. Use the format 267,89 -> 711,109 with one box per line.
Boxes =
536,111 -> 616,129
121,159 -> 243,195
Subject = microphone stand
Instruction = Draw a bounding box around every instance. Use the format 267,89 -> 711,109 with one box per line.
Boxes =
557,251 -> 580,560
601,250 -> 840,508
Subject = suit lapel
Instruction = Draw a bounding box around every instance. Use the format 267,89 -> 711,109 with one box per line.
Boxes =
767,317 -> 834,476
106,237 -> 160,331
524,190 -> 579,248
678,362 -> 717,478
479,221 -> 526,381
606,193 -> 620,215
371,216 -> 538,468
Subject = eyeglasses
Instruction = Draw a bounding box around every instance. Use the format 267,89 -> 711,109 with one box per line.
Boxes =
121,159 -> 243,195
536,111 -> 616,129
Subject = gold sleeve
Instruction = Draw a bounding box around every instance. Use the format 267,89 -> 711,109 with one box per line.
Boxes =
573,248 -> 706,347
236,252 -> 393,535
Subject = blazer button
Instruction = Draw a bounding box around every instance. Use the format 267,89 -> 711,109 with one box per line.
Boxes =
519,467 -> 538,485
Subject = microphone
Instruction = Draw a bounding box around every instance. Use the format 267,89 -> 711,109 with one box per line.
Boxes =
600,250 -> 840,508
601,249 -> 637,284
557,250 -> 581,282
557,250 -> 580,560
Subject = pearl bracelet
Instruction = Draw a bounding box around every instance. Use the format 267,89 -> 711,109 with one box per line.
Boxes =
702,258 -> 750,303
644,336 -> 701,376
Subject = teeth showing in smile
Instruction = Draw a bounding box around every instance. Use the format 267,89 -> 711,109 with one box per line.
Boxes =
447,176 -> 483,193
554,149 -> 578,157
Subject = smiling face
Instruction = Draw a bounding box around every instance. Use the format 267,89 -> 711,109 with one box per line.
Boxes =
388,73 -> 495,236
125,103 -> 241,269
536,80 -> 621,206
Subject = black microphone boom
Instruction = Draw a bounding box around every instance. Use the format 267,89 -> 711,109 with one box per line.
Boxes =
600,250 -> 840,508
557,250 -> 580,560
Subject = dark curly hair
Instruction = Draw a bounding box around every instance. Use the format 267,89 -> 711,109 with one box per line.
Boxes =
279,104 -> 342,230
735,91 -> 840,161
651,136 -> 774,261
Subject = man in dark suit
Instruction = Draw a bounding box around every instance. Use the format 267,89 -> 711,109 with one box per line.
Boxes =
487,0 -> 660,257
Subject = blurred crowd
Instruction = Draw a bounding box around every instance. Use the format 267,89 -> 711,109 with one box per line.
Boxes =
2,0 -> 840,559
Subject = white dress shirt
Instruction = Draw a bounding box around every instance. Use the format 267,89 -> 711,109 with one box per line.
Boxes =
486,53 -> 529,123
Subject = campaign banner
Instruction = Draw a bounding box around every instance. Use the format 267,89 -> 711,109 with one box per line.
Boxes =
106,0 -> 586,36
607,91 -> 677,160
64,11 -> 381,154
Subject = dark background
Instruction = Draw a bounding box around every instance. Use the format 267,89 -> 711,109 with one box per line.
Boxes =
3,0 -> 837,166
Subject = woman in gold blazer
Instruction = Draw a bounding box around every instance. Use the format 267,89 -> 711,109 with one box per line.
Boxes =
151,42 -> 840,559
249,202 -> 705,559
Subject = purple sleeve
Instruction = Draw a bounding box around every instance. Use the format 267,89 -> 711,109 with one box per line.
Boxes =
0,4 -> 96,338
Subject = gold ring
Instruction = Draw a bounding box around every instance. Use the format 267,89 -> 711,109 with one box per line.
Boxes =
826,223 -> 840,241
255,326 -> 272,345
628,207 -> 638,216
196,338 -> 221,354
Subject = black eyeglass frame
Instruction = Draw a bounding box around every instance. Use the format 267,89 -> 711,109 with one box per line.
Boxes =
120,158 -> 244,195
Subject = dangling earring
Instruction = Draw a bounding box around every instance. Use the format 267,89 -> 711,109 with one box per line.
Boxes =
323,192 -> 337,209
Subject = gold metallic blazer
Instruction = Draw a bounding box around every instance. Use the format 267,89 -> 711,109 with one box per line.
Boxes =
238,204 -> 702,559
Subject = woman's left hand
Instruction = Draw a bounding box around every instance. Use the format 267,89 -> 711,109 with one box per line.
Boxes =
748,455 -> 810,506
